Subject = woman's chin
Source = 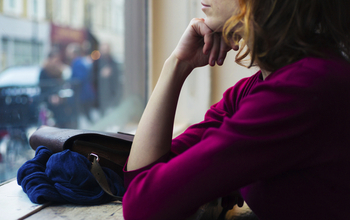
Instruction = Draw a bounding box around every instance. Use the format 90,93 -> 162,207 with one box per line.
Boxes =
204,19 -> 224,32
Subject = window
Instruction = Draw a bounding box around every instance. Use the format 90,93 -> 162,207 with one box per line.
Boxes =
9,0 -> 15,8
4,0 -> 23,16
0,0 -> 149,183
27,0 -> 46,21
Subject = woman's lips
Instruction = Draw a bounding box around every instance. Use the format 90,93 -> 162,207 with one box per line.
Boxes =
201,2 -> 210,7
201,2 -> 211,12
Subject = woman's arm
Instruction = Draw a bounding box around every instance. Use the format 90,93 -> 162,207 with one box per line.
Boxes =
126,18 -> 232,171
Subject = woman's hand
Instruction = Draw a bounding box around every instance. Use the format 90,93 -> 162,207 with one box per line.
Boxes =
127,18 -> 237,171
172,18 -> 234,72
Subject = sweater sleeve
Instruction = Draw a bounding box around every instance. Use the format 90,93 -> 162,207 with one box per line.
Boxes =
122,61 -> 350,220
122,77 -> 254,190
170,75 -> 256,155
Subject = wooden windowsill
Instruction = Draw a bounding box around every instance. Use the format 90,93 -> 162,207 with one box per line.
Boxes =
0,179 -> 124,220
0,179 -> 45,220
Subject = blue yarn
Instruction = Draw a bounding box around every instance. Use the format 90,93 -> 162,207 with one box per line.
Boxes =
17,146 -> 125,205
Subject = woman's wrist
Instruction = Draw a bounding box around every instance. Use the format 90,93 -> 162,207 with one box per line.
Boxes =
164,53 -> 194,82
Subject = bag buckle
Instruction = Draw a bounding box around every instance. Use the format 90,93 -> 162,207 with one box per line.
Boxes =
88,153 -> 100,163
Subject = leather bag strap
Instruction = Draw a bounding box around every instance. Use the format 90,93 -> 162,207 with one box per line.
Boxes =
89,153 -> 123,201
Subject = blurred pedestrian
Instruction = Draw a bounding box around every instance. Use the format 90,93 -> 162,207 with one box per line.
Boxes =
95,43 -> 123,115
66,42 -> 96,121
39,50 -> 65,127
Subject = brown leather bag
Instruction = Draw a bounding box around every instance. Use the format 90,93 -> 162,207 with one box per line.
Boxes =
29,126 -> 133,200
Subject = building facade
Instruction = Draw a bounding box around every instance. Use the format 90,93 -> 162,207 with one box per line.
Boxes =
0,0 -> 124,71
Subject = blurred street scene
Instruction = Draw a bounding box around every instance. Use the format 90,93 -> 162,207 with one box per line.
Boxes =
0,0 -> 144,183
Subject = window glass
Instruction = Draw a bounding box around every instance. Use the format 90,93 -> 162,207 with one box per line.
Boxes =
0,0 -> 147,183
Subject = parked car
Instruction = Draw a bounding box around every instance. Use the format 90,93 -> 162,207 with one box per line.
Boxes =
0,66 -> 41,128
0,65 -> 79,163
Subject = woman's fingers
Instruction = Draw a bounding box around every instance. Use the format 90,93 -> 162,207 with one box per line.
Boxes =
175,18 -> 212,63
218,36 -> 232,65
209,33 -> 221,66
207,33 -> 232,66
203,32 -> 213,55
174,18 -> 235,68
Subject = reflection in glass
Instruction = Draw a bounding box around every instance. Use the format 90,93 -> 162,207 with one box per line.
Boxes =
0,0 -> 145,183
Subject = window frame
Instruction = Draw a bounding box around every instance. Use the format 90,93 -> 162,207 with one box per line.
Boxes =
124,0 -> 149,106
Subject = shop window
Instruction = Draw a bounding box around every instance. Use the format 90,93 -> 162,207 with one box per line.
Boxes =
0,0 -> 149,183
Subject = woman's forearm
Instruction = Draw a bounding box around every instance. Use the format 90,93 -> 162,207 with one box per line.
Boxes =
126,54 -> 192,171
126,18 -> 230,171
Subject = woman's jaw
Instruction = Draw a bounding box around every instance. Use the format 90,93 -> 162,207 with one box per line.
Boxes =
201,0 -> 237,32
202,13 -> 228,32
202,17 -> 242,51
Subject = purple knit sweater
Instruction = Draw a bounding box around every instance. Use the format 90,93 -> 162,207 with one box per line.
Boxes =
123,56 -> 350,220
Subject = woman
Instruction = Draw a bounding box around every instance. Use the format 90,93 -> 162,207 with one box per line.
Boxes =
123,0 -> 350,219
39,50 -> 66,127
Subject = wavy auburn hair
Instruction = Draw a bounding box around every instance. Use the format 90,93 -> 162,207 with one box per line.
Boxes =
223,0 -> 350,72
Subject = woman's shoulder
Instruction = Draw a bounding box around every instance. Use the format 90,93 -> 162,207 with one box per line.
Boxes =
266,55 -> 350,85
224,71 -> 261,96
299,55 -> 350,74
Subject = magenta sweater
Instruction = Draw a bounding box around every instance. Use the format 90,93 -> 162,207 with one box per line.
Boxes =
123,56 -> 350,220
